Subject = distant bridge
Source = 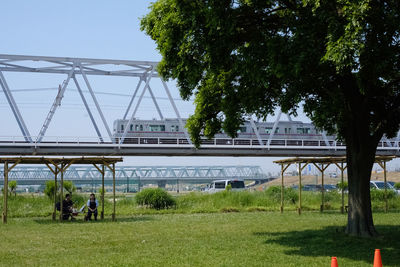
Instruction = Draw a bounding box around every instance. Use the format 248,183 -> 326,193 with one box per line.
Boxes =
0,165 -> 270,186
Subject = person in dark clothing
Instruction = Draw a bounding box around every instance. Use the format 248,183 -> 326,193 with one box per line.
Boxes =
62,194 -> 74,220
85,193 -> 98,221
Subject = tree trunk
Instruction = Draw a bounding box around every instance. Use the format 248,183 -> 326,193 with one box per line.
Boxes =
345,124 -> 380,237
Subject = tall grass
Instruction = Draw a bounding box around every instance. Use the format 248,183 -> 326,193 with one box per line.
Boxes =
0,188 -> 399,218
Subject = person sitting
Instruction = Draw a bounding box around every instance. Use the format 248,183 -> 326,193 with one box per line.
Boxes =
85,193 -> 98,221
62,193 -> 75,220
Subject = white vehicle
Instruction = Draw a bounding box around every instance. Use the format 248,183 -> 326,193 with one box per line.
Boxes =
370,180 -> 400,194
205,179 -> 245,193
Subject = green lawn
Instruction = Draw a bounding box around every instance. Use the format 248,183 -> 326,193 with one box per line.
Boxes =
1,212 -> 399,266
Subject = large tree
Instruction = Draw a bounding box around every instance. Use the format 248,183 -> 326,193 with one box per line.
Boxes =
141,0 -> 400,236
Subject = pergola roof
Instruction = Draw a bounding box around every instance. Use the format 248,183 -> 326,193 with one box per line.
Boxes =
0,157 -> 123,165
273,156 -> 396,165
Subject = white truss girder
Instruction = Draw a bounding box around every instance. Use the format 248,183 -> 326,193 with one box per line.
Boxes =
0,165 -> 268,181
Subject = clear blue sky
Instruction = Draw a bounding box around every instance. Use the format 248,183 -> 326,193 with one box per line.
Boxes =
0,0 -> 398,174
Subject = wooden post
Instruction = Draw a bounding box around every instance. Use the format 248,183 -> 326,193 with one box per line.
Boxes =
101,164 -> 105,220
341,163 -> 344,214
298,162 -> 302,215
2,161 -> 8,224
321,164 -> 325,212
60,163 -> 64,221
177,179 -> 179,193
112,163 -> 116,221
280,163 -> 290,213
53,167 -> 58,221
384,161 -> 388,213
280,164 -> 284,213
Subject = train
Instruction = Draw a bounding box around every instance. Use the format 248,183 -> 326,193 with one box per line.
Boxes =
112,118 -> 337,145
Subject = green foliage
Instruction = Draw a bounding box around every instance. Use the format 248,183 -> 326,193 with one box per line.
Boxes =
141,0 -> 400,236
44,180 -> 57,200
265,186 -> 298,204
98,188 -> 106,195
44,180 -> 76,200
225,184 -> 232,191
141,0 -> 400,146
135,188 -> 176,210
63,181 -> 76,194
337,181 -> 348,190
394,183 -> 400,190
9,181 -> 17,196
370,189 -> 397,201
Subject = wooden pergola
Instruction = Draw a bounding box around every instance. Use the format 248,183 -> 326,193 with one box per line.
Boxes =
274,156 -> 395,215
1,157 -> 123,224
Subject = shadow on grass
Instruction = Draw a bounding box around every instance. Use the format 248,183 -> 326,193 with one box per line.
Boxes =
254,225 -> 400,266
33,215 -> 154,224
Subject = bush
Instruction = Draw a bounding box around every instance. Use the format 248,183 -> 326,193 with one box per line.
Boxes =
370,189 -> 397,201
265,186 -> 298,204
135,188 -> 176,210
9,181 -> 17,196
394,182 -> 400,190
44,180 -> 77,200
337,181 -> 348,191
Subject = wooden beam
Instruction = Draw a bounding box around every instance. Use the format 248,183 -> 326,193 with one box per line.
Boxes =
112,163 -> 116,221
101,164 -> 105,220
59,163 -> 64,221
2,161 -> 8,224
298,162 -> 302,215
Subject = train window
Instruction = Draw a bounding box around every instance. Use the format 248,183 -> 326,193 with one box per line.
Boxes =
265,127 -> 279,134
149,125 -> 166,132
130,124 -> 133,131
135,125 -> 139,131
237,127 -> 247,133
285,128 -> 292,134
140,125 -> 143,131
176,125 -> 179,132
121,124 -> 124,131
297,128 -> 311,134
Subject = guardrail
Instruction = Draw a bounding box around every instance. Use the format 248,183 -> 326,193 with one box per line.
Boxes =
0,136 -> 399,150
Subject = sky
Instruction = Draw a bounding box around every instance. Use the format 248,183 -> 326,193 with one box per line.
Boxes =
0,0 -> 398,175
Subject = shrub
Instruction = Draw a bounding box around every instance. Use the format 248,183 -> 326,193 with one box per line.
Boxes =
44,181 -> 58,200
266,186 -> 298,204
337,181 -> 348,191
394,182 -> 400,190
225,184 -> 232,191
370,189 -> 396,201
98,188 -> 106,195
135,188 -> 176,210
63,181 -> 76,194
9,181 -> 17,196
44,180 -> 77,200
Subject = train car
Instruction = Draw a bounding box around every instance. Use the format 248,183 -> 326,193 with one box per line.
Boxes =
112,118 -> 336,145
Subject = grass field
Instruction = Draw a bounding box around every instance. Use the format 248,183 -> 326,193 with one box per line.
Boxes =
0,212 -> 399,266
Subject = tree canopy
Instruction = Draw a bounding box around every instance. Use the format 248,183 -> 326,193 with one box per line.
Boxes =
142,0 -> 400,146
141,0 -> 400,237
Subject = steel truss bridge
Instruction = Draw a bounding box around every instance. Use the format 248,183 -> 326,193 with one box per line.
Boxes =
1,54 -> 399,157
0,165 -> 269,186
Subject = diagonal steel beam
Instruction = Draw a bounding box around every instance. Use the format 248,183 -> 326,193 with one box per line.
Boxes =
120,68 -> 155,144
267,111 -> 282,149
161,80 -> 192,145
0,71 -> 32,142
123,77 -> 144,120
79,64 -> 113,143
147,85 -> 164,120
37,65 -> 75,143
72,76 -> 103,142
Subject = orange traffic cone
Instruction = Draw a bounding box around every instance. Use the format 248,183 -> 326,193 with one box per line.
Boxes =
331,257 -> 338,267
373,249 -> 382,267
